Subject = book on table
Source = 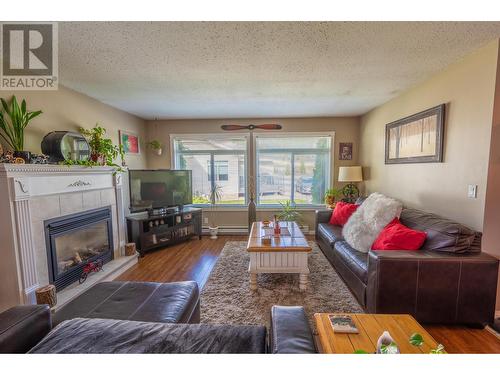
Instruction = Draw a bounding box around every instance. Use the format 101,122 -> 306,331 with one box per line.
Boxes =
328,314 -> 359,333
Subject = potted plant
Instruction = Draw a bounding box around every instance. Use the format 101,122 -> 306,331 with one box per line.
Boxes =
277,200 -> 302,224
78,124 -> 124,167
0,95 -> 42,163
147,140 -> 163,156
324,187 -> 343,209
208,184 -> 223,239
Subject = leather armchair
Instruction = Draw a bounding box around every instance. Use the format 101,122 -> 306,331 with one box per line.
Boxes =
0,305 -> 52,353
270,305 -> 316,353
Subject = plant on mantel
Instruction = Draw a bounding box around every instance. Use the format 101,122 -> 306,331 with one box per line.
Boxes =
62,123 -> 125,172
0,95 -> 42,162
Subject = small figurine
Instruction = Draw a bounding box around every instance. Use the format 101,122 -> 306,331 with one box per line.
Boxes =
79,259 -> 103,284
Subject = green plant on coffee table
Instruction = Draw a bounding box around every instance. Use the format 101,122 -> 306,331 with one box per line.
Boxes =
354,332 -> 445,354
277,200 -> 302,223
0,95 -> 42,151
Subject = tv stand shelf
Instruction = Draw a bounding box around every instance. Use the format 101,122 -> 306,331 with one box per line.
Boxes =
126,206 -> 202,257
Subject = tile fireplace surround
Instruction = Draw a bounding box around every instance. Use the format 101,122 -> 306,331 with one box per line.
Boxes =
0,164 -> 137,312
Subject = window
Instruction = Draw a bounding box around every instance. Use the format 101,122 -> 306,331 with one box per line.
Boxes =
172,135 -> 248,205
255,134 -> 332,206
207,160 -> 229,181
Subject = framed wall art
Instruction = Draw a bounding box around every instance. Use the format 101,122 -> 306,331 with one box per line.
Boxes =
339,142 -> 353,160
385,104 -> 445,164
119,130 -> 141,155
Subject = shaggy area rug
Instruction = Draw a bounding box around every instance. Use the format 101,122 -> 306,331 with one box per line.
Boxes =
200,241 -> 362,329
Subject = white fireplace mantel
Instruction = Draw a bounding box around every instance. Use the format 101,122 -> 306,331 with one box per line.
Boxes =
0,164 -> 130,312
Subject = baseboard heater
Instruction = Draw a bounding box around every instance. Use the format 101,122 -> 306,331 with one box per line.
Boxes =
202,225 -> 249,235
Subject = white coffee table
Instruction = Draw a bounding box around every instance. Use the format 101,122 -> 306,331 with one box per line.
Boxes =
246,221 -> 311,291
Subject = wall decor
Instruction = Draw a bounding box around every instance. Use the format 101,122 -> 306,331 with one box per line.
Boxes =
119,130 -> 141,155
385,104 -> 445,164
339,142 -> 353,160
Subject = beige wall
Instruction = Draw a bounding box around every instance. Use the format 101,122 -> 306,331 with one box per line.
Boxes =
0,85 -> 148,169
145,117 -> 360,229
482,43 -> 500,311
359,40 -> 499,232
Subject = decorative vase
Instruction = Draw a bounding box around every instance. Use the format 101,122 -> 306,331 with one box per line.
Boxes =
209,226 -> 219,239
155,148 -> 162,156
248,197 -> 256,232
90,152 -> 105,165
13,150 -> 31,163
376,331 -> 400,354
325,196 -> 336,209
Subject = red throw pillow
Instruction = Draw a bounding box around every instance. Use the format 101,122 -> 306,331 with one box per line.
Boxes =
371,218 -> 426,251
329,201 -> 359,226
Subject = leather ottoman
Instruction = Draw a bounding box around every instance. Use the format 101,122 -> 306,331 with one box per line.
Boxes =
54,281 -> 200,326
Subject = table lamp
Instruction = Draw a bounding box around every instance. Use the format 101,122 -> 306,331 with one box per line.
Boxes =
338,166 -> 363,203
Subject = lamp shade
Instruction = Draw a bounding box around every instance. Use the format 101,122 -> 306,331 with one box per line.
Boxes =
338,166 -> 363,182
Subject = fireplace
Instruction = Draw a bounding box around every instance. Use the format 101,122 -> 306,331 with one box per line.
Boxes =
45,207 -> 114,291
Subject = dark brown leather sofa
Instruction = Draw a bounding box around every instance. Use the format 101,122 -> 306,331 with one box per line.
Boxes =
315,206 -> 499,326
0,280 -> 316,353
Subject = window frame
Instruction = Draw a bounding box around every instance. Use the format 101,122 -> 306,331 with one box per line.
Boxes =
170,133 -> 250,208
253,132 -> 335,208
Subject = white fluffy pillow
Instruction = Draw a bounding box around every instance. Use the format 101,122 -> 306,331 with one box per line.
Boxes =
342,192 -> 403,253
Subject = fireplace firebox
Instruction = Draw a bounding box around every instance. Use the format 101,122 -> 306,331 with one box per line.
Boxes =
45,207 -> 114,291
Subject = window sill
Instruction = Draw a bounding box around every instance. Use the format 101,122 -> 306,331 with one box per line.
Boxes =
193,204 -> 325,212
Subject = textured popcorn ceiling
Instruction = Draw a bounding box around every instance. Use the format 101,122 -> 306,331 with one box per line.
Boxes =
59,22 -> 500,119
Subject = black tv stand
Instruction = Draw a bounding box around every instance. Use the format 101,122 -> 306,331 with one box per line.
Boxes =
126,206 -> 202,257
147,206 -> 180,217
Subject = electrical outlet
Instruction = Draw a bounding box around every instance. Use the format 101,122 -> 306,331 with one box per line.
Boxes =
204,217 -> 208,224
467,184 -> 478,199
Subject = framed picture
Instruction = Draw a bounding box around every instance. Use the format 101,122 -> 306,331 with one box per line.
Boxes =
119,130 -> 141,155
339,142 -> 353,160
385,104 -> 445,164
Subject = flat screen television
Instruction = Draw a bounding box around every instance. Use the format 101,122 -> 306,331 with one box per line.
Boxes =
129,169 -> 192,212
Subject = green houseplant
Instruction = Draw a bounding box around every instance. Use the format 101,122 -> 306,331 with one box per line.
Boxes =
78,124 -> 123,165
146,139 -> 163,156
277,200 -> 302,223
324,187 -> 343,209
0,95 -> 42,162
63,124 -> 124,172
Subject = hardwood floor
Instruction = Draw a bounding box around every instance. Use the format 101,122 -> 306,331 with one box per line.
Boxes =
116,235 -> 500,354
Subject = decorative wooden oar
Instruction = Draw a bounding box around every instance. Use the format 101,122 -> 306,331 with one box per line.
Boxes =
221,124 -> 282,131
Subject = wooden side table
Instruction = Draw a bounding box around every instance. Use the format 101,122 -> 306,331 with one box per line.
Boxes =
314,313 -> 440,354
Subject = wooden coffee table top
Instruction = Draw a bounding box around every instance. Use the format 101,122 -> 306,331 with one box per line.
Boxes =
314,313 -> 440,354
247,221 -> 311,253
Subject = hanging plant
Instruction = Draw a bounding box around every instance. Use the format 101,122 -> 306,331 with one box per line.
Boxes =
146,139 -> 163,155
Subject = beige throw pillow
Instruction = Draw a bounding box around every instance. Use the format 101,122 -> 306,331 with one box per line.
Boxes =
342,192 -> 403,253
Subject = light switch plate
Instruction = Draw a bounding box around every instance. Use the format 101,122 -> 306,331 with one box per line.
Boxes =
468,184 -> 478,199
